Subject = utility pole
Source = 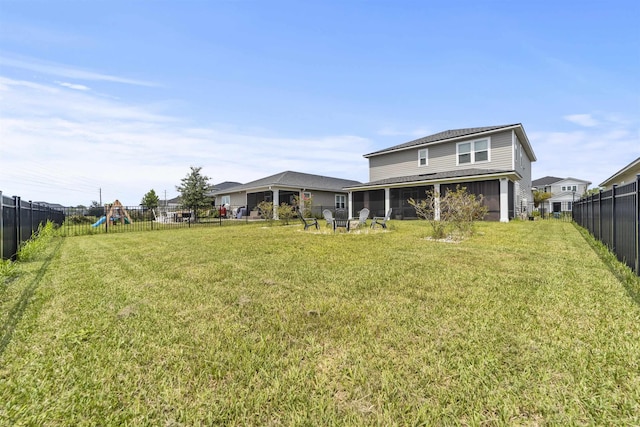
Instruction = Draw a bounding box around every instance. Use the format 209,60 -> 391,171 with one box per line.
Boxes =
99,188 -> 102,206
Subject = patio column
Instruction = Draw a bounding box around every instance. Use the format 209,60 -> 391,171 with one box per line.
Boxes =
499,178 -> 509,222
272,188 -> 279,219
348,191 -> 353,219
433,183 -> 441,221
384,188 -> 390,216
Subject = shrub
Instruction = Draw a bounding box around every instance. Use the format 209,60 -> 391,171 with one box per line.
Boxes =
257,201 -> 274,224
408,185 -> 488,239
17,221 -> 57,261
293,194 -> 314,218
277,203 -> 296,225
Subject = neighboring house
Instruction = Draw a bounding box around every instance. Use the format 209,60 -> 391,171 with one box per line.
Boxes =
33,202 -> 66,211
211,171 -> 361,218
531,176 -> 591,213
345,124 -> 536,222
207,181 -> 243,206
599,157 -> 640,190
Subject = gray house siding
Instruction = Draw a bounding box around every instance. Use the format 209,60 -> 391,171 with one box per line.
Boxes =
513,130 -> 533,215
369,130 -> 516,182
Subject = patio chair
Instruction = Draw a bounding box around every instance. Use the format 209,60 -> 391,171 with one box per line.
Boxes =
355,208 -> 370,228
299,215 -> 319,230
333,208 -> 350,232
322,209 -> 334,227
371,208 -> 392,229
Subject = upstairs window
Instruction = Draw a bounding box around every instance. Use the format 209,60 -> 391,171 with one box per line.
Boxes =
457,138 -> 490,165
418,149 -> 428,166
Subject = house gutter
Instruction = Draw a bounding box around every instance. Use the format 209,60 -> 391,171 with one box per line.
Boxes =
344,171 -> 522,191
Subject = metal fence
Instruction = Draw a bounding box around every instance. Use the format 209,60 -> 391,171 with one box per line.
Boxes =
1,192 -> 66,260
573,176 -> 640,275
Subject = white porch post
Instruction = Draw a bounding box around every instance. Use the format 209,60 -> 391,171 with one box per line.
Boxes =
384,188 -> 390,216
348,192 -> 353,219
433,183 -> 441,221
499,178 -> 509,223
272,188 -> 279,219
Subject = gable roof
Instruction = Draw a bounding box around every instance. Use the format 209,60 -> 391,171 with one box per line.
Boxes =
364,123 -> 536,161
532,176 -> 565,187
212,171 -> 362,194
599,157 -> 640,188
213,181 -> 242,191
532,176 -> 591,187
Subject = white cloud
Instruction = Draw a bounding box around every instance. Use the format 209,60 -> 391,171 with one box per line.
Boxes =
57,81 -> 90,91
530,114 -> 640,188
0,54 -> 157,87
0,75 -> 372,206
563,113 -> 600,127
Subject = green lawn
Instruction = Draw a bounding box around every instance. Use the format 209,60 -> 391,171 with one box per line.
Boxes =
1,221 -> 639,425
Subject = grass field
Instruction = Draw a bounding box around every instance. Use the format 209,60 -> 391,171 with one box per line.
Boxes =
1,220 -> 639,425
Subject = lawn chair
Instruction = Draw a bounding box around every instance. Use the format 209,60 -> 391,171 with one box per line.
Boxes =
355,208 -> 370,228
371,208 -> 392,229
333,208 -> 350,232
322,209 -> 334,227
299,215 -> 319,230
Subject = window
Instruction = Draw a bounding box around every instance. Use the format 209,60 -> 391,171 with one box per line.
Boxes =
303,191 -> 312,200
572,185 -> 577,191
221,195 -> 231,206
562,186 -> 566,191
457,139 -> 490,165
418,148 -> 428,166
335,194 -> 346,209
568,201 -> 573,211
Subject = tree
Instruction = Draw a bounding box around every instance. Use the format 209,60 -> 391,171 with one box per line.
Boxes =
141,189 -> 160,210
176,166 -> 213,221
532,190 -> 552,208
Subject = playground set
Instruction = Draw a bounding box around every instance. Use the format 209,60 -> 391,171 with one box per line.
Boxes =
91,200 -> 133,227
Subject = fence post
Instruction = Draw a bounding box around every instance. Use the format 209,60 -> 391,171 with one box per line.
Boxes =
0,191 -> 3,260
636,175 -> 640,275
611,185 -> 617,252
14,196 -> 21,258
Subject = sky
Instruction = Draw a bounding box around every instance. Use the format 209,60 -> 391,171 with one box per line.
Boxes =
1,0 -> 639,207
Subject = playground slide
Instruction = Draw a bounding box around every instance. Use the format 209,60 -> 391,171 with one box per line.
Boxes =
92,216 -> 107,227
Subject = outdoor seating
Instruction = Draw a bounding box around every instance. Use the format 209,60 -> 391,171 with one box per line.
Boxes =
322,209 -> 334,227
333,208 -> 350,232
371,208 -> 392,229
355,208 -> 370,228
299,215 -> 319,230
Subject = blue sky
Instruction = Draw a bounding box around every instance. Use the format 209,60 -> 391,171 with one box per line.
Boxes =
1,0 -> 638,206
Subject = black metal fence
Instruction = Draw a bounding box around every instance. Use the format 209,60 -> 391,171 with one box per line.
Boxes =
1,192 -> 66,260
573,176 -> 640,275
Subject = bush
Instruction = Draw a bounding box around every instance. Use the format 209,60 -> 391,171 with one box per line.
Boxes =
408,185 -> 488,239
257,201 -> 274,224
17,221 -> 57,261
277,203 -> 296,225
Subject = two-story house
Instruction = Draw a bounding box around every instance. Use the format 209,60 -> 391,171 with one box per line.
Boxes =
345,124 -> 536,222
531,176 -> 590,214
599,157 -> 640,190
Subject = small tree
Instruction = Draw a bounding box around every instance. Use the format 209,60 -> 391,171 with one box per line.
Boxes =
533,190 -> 552,217
408,186 -> 487,239
141,189 -> 160,210
176,166 -> 213,221
293,194 -> 314,218
277,203 -> 296,225
257,201 -> 274,225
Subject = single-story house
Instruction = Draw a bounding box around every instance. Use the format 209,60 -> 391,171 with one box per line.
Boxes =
211,171 -> 362,219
